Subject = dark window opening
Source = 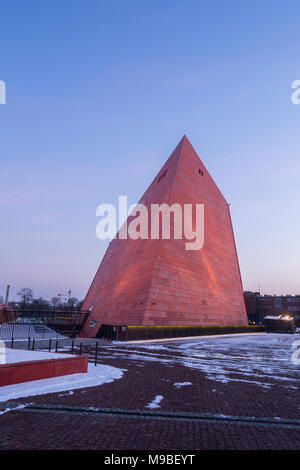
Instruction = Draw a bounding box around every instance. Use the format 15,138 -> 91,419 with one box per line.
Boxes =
158,169 -> 167,183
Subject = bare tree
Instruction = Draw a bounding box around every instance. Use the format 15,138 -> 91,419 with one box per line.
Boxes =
51,296 -> 60,308
67,297 -> 79,309
17,287 -> 34,308
31,297 -> 50,310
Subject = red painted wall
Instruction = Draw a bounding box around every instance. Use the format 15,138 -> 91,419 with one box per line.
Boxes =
0,304 -> 5,324
0,304 -> 19,324
0,355 -> 88,386
80,136 -> 247,337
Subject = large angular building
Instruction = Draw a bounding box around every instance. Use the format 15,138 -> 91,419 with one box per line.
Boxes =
80,136 -> 247,338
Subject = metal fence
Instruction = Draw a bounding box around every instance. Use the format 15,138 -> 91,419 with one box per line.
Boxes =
4,335 -> 101,367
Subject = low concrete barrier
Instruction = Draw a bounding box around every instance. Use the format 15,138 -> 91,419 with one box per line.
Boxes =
0,354 -> 88,386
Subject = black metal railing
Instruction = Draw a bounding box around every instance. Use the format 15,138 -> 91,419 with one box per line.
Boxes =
2,335 -> 101,367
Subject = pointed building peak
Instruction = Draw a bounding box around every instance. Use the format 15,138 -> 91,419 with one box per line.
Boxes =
177,134 -> 197,154
174,134 -> 199,163
165,135 -> 227,206
178,134 -> 190,145
171,134 -> 192,158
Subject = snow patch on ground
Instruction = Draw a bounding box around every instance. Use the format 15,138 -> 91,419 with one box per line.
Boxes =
146,395 -> 163,409
0,404 -> 28,415
58,390 -> 74,397
0,364 -> 126,402
174,382 -> 193,388
104,334 -> 300,389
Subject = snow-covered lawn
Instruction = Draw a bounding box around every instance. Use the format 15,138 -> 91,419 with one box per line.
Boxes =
105,333 -> 300,389
2,348 -> 72,364
0,363 -> 126,402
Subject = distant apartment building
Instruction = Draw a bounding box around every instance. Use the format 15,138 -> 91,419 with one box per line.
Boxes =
244,291 -> 300,326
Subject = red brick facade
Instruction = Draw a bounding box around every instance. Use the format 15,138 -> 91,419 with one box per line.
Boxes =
245,292 -> 300,326
80,136 -> 247,337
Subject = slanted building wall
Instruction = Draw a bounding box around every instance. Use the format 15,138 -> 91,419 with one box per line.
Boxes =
80,136 -> 247,338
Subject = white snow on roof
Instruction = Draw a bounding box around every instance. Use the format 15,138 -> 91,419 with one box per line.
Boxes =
264,316 -> 281,320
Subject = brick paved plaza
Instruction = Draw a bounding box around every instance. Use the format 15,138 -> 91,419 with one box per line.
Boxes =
0,333 -> 299,450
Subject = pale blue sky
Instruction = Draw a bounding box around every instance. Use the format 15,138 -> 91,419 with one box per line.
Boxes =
0,0 -> 300,301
